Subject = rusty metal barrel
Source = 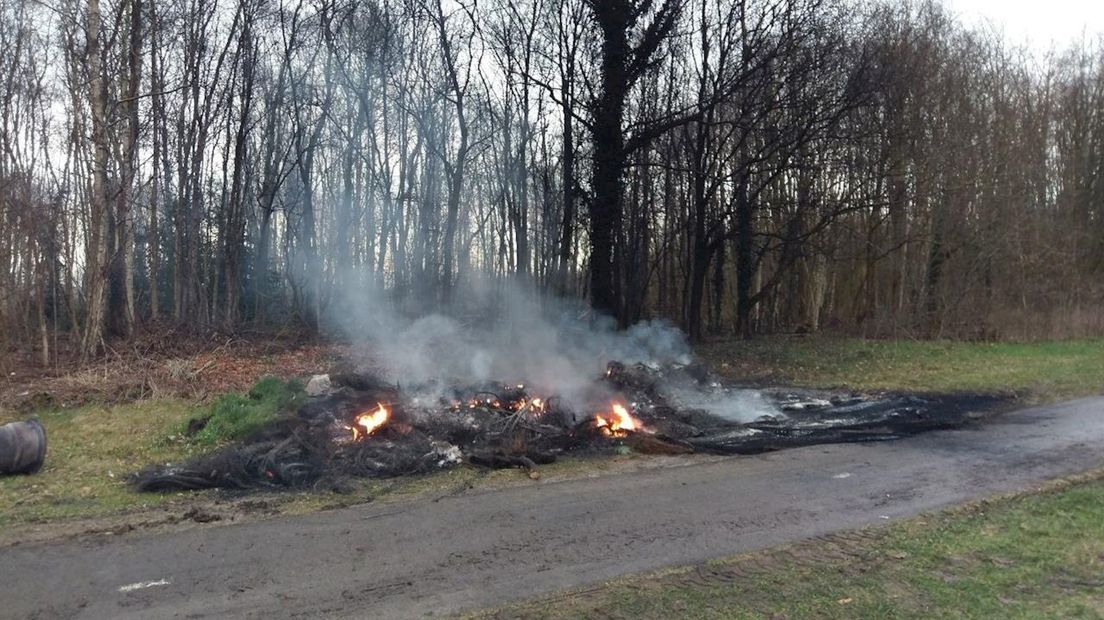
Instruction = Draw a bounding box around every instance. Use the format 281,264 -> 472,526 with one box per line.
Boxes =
0,419 -> 47,475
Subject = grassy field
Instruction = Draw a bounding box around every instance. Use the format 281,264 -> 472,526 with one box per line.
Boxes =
699,337 -> 1104,402
481,472 -> 1104,619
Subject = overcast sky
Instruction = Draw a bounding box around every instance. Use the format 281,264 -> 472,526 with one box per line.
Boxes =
944,0 -> 1103,52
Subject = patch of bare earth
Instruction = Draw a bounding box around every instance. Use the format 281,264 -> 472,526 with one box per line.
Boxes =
0,495 -> 286,548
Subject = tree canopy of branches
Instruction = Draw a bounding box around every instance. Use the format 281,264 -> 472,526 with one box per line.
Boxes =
1,0 -> 1103,363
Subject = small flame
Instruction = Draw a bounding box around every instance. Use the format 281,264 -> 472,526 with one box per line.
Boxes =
454,392 -> 547,414
595,402 -> 640,435
350,403 -> 390,440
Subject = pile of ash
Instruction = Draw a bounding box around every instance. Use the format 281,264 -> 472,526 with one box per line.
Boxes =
133,362 -> 1000,493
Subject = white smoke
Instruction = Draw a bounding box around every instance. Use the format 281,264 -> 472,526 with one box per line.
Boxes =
660,385 -> 780,423
325,274 -> 691,408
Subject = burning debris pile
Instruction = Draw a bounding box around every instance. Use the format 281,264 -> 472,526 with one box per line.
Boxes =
134,360 -> 996,493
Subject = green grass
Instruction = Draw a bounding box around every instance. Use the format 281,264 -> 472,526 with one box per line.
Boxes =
480,474 -> 1104,619
192,376 -> 304,444
0,399 -> 206,525
0,377 -> 304,527
699,337 -> 1104,401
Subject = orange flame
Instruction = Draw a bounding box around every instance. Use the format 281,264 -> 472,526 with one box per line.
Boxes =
350,403 -> 390,440
595,403 -> 640,435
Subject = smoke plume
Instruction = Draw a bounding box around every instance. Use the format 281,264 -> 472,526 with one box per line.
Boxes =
325,275 -> 691,409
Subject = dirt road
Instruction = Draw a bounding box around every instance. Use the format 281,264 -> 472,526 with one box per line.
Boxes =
3,397 -> 1103,619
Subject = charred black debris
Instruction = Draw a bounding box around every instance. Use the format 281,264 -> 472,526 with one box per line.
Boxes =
133,361 -> 1002,493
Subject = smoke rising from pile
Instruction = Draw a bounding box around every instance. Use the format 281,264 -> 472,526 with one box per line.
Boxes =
326,276 -> 691,408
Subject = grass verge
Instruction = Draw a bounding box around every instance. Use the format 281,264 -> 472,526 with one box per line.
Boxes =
0,377 -> 313,528
0,393 -> 661,533
0,399 -> 205,526
699,336 -> 1104,402
478,472 -> 1104,619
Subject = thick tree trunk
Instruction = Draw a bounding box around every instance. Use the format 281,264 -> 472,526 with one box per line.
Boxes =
430,0 -> 471,303
684,117 -> 711,342
148,153 -> 160,320
588,12 -> 629,323
35,243 -> 49,366
586,0 -> 676,324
